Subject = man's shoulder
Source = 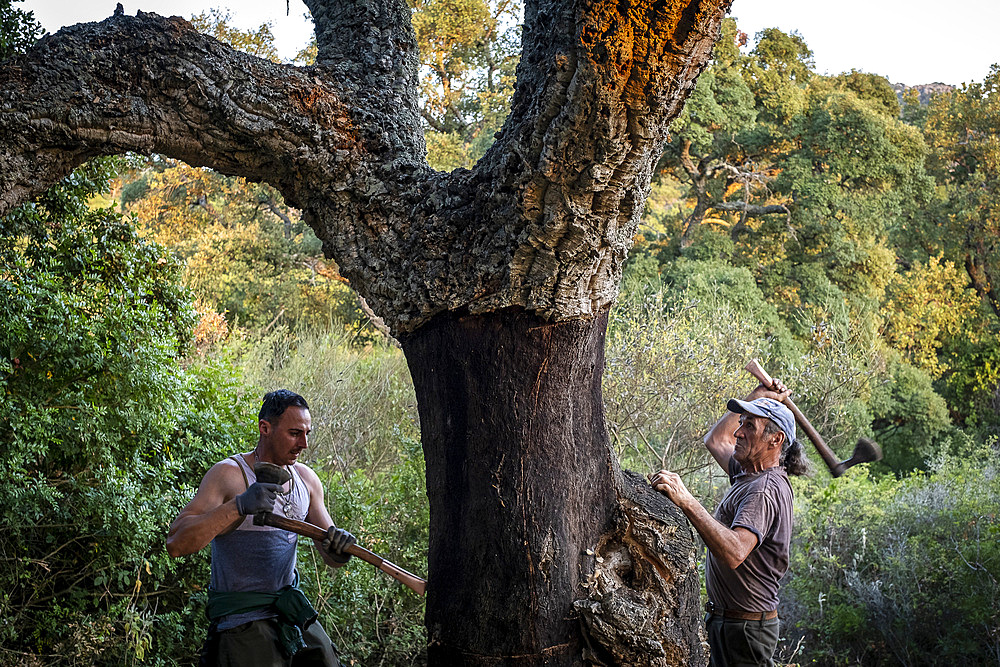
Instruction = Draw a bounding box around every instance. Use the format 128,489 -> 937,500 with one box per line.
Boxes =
292,461 -> 321,484
751,467 -> 791,493
204,456 -> 250,489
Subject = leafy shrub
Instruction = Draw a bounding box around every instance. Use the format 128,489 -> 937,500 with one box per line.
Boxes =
783,437 -> 1000,665
869,350 -> 954,473
301,439 -> 429,665
0,160 -> 253,665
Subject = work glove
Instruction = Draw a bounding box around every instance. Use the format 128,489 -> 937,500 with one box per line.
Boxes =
234,482 -> 282,516
322,526 -> 356,564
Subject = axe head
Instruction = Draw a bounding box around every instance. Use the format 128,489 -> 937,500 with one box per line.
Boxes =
834,437 -> 883,475
849,437 -> 883,465
254,461 -> 292,485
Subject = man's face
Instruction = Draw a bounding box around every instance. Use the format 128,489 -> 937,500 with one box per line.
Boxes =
259,406 -> 311,466
733,413 -> 780,470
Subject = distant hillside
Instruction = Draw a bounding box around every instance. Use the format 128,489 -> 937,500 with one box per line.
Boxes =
893,82 -> 954,104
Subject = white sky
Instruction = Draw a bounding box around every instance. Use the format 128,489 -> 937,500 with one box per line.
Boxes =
729,0 -> 999,86
23,0 -> 1000,86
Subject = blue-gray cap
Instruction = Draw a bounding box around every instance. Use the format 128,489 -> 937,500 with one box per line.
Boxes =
726,397 -> 796,447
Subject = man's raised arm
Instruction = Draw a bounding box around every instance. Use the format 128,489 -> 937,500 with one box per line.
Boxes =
703,380 -> 791,472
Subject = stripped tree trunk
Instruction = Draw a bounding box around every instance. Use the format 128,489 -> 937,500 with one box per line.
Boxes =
0,0 -> 731,662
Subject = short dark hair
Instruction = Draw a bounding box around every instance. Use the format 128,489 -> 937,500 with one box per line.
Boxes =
259,389 -> 309,423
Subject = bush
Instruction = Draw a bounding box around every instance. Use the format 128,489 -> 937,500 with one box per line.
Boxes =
783,437 -> 1000,665
0,161 -> 254,665
869,350 -> 954,473
302,439 -> 429,665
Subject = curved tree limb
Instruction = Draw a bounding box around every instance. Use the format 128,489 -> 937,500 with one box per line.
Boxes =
0,11 -> 373,214
712,201 -> 790,216
1,0 -> 732,336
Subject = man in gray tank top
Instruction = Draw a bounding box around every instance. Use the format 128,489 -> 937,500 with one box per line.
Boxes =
651,379 -> 810,667
167,390 -> 357,666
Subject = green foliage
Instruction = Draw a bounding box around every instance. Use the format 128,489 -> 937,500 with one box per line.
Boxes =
899,88 -> 928,127
831,70 -> 901,118
882,255 -> 980,378
119,160 -> 369,337
939,334 -> 1000,431
784,438 -> 1000,664
761,85 -> 931,327
898,66 -> 1000,427
743,26 -> 813,130
608,255 -> 882,482
0,160 -> 254,665
656,20 -> 934,341
0,0 -> 42,61
411,0 -> 520,169
303,440 -> 429,665
668,59 -> 757,157
868,351 -> 953,473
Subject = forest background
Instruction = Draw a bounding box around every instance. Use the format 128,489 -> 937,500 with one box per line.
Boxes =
2,0 -> 999,664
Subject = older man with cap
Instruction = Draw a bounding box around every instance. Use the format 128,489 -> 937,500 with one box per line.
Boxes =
651,381 -> 809,667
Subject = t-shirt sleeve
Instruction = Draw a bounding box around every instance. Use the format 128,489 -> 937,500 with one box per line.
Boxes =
729,491 -> 776,550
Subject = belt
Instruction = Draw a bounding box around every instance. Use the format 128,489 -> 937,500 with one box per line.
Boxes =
705,601 -> 777,621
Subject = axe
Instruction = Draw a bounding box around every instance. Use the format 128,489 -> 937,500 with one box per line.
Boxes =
744,360 -> 882,477
254,462 -> 427,596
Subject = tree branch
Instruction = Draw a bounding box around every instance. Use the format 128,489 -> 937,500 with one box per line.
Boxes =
0,11 -> 369,215
711,201 -> 790,216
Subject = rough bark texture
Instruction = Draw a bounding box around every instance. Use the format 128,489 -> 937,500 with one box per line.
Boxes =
576,470 -> 706,665
403,309 -> 704,665
0,0 -> 730,336
1,0 -> 731,663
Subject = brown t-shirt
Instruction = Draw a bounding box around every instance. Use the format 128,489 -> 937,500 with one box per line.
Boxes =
705,458 -> 793,612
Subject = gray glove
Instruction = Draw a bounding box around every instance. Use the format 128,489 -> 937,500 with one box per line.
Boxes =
234,482 -> 282,516
322,526 -> 356,564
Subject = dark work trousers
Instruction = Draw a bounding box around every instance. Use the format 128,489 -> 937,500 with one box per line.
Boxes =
705,613 -> 780,667
200,618 -> 342,667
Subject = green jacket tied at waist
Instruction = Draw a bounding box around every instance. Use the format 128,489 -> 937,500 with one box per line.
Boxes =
206,579 -> 318,657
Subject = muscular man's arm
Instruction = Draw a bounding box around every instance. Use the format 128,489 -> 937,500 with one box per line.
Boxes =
166,461 -> 245,558
703,410 -> 741,471
650,470 -> 758,569
299,465 -> 349,569
703,380 -> 790,472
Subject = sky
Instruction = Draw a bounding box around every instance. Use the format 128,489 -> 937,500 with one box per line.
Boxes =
23,0 -> 1000,87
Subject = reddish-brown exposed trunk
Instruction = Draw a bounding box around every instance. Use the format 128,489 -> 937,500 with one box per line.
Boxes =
403,309 -> 705,665
403,308 -> 619,663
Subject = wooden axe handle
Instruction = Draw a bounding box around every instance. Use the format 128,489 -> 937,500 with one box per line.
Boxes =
255,513 -> 427,596
744,359 -> 844,477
